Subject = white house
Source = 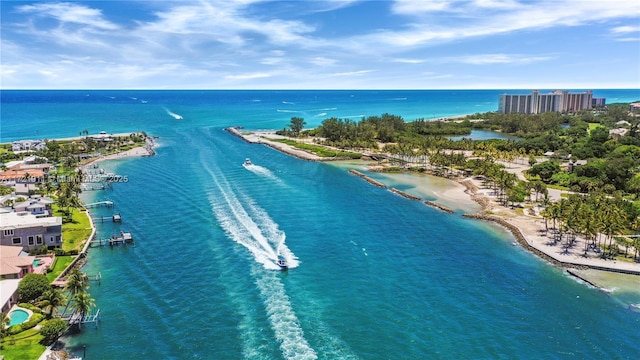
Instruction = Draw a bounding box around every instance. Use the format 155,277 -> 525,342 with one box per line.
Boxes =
11,140 -> 46,152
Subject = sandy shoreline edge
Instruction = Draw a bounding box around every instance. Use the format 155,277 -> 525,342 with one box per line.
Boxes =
228,127 -> 640,280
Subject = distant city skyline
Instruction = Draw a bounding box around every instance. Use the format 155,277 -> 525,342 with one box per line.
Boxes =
1,0 -> 639,89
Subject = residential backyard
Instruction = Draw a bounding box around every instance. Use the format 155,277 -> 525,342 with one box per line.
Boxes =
53,205 -> 93,252
0,329 -> 46,360
45,255 -> 74,282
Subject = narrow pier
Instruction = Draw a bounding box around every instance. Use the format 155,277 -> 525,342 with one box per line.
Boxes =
62,309 -> 101,328
90,232 -> 134,247
85,200 -> 114,208
81,183 -> 111,191
91,213 -> 122,223
87,272 -> 102,284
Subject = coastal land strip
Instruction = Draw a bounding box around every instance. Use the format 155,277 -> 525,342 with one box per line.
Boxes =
51,132 -> 157,285
228,127 -> 640,281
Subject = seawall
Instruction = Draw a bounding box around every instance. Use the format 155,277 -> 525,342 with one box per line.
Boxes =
348,169 -> 387,188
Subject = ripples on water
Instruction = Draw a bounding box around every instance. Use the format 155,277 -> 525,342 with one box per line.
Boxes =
4,90 -> 637,359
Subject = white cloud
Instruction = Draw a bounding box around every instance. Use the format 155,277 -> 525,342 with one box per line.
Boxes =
224,72 -> 272,80
393,58 -> 425,64
611,25 -> 640,33
309,57 -> 337,66
378,0 -> 640,48
330,70 -> 374,77
17,2 -> 120,30
453,54 -> 553,65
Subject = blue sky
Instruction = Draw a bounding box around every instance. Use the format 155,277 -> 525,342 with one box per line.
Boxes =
1,0 -> 639,89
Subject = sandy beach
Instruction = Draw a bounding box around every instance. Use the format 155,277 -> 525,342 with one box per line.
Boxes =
227,127 -> 327,161
230,128 -> 640,280
81,133 -> 156,167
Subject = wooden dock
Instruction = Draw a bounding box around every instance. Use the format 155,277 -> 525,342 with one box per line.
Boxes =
61,309 -> 101,328
85,200 -> 114,208
91,213 -> 122,223
90,232 -> 134,247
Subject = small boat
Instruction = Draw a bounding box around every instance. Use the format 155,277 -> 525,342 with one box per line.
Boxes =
276,256 -> 288,271
243,158 -> 253,166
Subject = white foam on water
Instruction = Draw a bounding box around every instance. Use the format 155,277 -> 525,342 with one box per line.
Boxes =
253,268 -> 318,360
164,107 -> 183,119
243,164 -> 286,186
199,158 -> 316,358
203,160 -> 297,270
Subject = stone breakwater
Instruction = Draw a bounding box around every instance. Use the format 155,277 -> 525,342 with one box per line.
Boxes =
348,169 -> 387,188
390,187 -> 421,201
463,213 -> 589,270
424,201 -> 454,213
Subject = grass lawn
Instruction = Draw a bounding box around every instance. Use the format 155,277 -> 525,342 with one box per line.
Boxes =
267,138 -> 362,158
52,205 -> 93,252
46,255 -> 75,282
0,329 -> 46,360
587,122 -> 603,132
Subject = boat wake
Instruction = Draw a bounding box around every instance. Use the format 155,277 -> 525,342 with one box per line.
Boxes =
204,163 -> 298,270
164,107 -> 183,120
200,152 -> 316,358
243,163 -> 285,185
253,268 -> 318,359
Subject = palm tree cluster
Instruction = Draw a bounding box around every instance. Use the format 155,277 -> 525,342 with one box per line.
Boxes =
541,193 -> 640,260
30,268 -> 95,323
65,269 -> 95,324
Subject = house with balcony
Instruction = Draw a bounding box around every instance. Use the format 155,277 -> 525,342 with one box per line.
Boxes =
11,140 -> 46,153
0,212 -> 62,250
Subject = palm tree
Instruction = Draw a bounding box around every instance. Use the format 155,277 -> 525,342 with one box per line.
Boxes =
69,292 -> 95,327
65,268 -> 90,295
37,288 -> 67,319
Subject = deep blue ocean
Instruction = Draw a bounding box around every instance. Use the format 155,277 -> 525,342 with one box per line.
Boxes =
2,90 -> 640,359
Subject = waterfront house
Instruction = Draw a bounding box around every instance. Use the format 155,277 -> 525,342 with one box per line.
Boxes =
0,278 -> 22,313
11,139 -> 46,153
0,245 -> 35,280
12,197 -> 54,216
0,212 -> 62,250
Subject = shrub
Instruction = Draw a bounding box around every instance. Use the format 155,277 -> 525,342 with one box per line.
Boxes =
39,319 -> 68,345
19,313 -> 45,331
17,274 -> 50,303
17,303 -> 43,314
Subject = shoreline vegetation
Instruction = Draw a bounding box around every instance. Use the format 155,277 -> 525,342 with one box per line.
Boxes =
0,132 -> 157,360
227,126 -> 640,280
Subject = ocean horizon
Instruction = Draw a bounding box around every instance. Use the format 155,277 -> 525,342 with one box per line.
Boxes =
2,90 -> 640,359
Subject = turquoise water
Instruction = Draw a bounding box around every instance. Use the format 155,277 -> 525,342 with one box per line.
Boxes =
449,129 -> 519,141
3,90 -> 640,359
9,309 -> 29,326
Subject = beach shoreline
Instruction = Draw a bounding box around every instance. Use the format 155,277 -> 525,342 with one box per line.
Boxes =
230,127 -> 640,279
81,132 -> 157,167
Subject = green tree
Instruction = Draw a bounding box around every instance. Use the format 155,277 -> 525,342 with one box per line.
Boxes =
528,161 -> 561,182
69,292 -> 95,328
288,117 -> 306,137
37,288 -> 67,319
0,312 -> 9,340
39,318 -> 68,345
65,268 -> 90,296
18,273 -> 51,304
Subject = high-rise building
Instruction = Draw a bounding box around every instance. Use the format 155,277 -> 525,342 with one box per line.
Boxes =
499,90 -> 595,114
